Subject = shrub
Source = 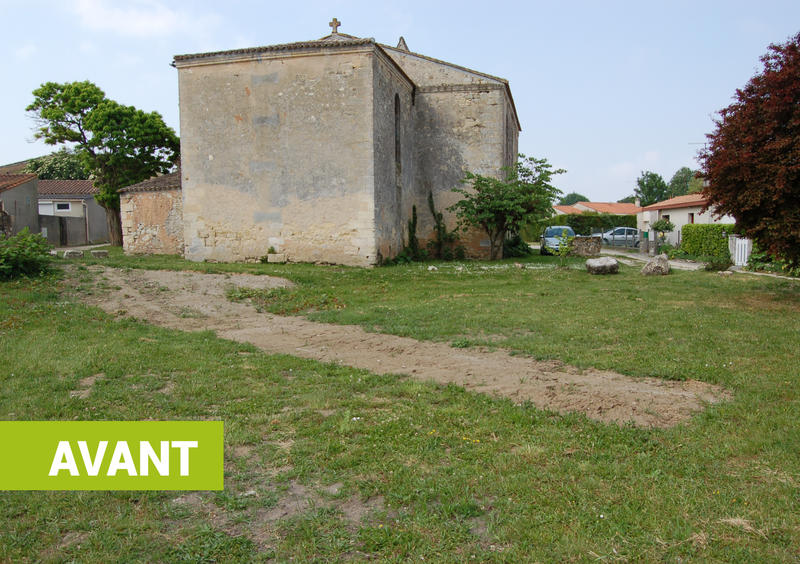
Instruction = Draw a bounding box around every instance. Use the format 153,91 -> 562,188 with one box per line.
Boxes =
0,228 -> 52,279
666,247 -> 690,260
747,245 -> 800,277
681,224 -> 734,260
503,233 -> 533,257
704,256 -> 733,271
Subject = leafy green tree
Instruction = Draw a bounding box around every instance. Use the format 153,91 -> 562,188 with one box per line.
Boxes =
651,218 -> 675,246
634,171 -> 669,206
688,175 -> 705,193
449,154 -> 564,260
558,192 -> 589,206
22,148 -> 88,179
27,81 -> 179,246
617,195 -> 637,204
699,32 -> 800,266
668,167 -> 697,198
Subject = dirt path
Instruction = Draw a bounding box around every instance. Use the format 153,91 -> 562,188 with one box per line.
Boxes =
75,266 -> 729,428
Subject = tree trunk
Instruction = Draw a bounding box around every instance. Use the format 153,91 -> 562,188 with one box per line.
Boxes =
105,206 -> 123,247
488,229 -> 505,260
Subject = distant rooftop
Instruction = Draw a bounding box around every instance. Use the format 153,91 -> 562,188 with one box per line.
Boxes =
557,201 -> 641,215
38,179 -> 96,196
0,174 -> 36,194
641,193 -> 707,211
120,170 -> 181,194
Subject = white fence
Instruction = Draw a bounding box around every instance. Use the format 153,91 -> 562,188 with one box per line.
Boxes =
730,235 -> 753,267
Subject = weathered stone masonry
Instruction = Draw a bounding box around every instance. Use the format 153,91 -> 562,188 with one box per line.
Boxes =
170,26 -> 520,266
120,171 -> 184,255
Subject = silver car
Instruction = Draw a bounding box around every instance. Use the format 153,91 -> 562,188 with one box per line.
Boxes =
601,227 -> 640,247
540,226 -> 575,254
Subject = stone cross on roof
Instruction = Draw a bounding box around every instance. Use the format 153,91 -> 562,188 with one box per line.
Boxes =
329,17 -> 341,34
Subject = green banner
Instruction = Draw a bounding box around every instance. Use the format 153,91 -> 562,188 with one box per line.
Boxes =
0,421 -> 223,490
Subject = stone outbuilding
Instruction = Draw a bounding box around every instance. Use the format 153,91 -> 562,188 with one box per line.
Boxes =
173,20 -> 520,266
120,171 -> 184,255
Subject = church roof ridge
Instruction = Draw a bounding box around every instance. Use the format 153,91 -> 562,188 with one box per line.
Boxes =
379,43 -> 521,132
174,36 -> 375,64
379,43 -> 509,86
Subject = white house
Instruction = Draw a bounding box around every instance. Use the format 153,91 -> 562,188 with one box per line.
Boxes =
638,193 -> 736,246
37,180 -> 108,245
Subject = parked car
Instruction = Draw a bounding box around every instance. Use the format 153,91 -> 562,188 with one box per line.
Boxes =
600,227 -> 640,247
540,225 -> 575,255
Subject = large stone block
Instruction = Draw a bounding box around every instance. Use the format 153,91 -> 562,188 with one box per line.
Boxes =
586,256 -> 619,275
641,254 -> 670,276
63,250 -> 85,259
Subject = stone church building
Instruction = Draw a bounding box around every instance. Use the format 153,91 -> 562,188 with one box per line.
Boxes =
172,20 -> 520,266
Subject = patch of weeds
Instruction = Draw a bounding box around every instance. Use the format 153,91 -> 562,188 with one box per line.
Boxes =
227,286 -> 345,315
167,527 -> 255,563
212,491 -> 250,511
178,307 -> 207,319
450,338 -> 471,349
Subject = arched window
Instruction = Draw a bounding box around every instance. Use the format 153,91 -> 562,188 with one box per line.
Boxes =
394,94 -> 401,191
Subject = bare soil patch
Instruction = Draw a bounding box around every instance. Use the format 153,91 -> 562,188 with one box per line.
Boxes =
69,372 -> 104,399
73,266 -> 729,428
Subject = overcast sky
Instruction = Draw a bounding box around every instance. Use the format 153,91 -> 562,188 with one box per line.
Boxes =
2,0 -> 798,201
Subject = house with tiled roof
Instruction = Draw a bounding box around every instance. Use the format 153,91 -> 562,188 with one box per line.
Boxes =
573,201 -> 641,215
638,193 -> 735,246
37,179 -> 108,245
0,174 -> 39,235
552,201 -> 641,216
552,204 -> 582,215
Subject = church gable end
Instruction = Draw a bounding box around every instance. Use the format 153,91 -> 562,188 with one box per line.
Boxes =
175,40 -> 383,266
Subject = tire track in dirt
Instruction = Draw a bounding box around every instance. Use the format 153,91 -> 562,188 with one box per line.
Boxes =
76,266 -> 730,428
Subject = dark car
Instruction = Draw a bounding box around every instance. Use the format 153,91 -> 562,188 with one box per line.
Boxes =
540,225 -> 575,255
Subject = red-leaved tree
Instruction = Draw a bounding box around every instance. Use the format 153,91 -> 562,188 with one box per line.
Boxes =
699,32 -> 800,266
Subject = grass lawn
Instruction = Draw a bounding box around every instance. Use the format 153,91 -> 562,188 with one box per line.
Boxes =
1,249 -> 799,561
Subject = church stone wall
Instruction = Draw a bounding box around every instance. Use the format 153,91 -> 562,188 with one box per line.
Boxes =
412,88 -> 506,258
385,48 -> 518,258
177,48 -> 378,266
371,51 -> 415,263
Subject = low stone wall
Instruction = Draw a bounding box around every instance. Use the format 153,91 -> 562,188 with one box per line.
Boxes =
121,189 -> 184,255
572,236 -> 601,257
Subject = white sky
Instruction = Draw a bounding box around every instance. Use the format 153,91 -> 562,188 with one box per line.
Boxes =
2,0 -> 798,201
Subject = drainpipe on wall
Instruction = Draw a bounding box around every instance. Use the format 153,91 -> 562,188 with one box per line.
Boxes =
83,201 -> 89,244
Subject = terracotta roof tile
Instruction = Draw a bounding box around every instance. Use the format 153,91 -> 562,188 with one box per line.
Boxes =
37,179 -> 96,195
578,202 -> 641,214
641,193 -> 707,211
553,205 -> 582,214
120,170 -> 181,193
556,202 -> 641,215
0,174 -> 36,194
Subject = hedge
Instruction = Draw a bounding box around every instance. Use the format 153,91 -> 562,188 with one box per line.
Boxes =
521,212 -> 637,240
680,223 -> 735,259
562,213 -> 636,236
